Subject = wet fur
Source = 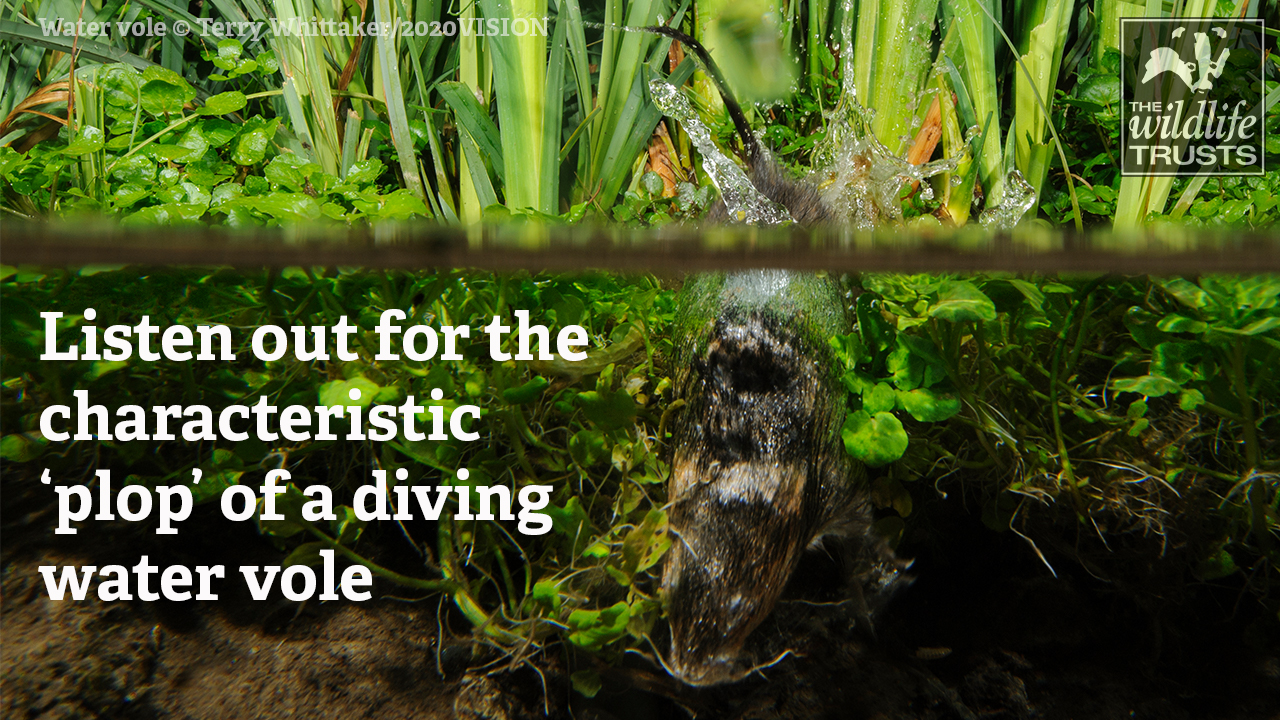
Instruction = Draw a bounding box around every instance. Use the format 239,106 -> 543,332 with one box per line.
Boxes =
704,160 -> 833,226
661,276 -> 899,686
647,27 -> 905,685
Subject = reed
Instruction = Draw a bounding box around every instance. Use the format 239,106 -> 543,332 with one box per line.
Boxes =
2,0 -> 1275,228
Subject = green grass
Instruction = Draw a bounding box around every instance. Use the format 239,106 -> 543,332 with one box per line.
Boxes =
1,0 -> 1277,227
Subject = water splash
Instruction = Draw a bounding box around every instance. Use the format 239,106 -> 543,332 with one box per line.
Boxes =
978,170 -> 1037,231
808,99 -> 965,229
648,78 -> 794,226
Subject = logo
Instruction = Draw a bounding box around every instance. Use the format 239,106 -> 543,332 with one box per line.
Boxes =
1120,18 -> 1266,177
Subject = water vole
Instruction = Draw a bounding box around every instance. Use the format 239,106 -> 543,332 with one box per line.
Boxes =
662,271 -> 906,686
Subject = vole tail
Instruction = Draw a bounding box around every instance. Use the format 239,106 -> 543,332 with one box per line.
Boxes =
639,25 -> 761,166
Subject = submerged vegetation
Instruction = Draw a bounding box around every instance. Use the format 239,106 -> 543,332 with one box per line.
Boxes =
1,0 -> 1278,708
0,0 -> 1276,228
2,266 -> 1277,688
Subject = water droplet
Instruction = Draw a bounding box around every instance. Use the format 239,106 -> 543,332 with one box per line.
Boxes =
649,79 -> 793,227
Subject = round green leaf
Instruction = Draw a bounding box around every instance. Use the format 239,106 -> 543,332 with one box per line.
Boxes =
842,410 -> 909,467
231,127 -> 270,166
864,382 -> 897,414
571,670 -> 602,698
319,377 -> 381,409
139,78 -> 190,117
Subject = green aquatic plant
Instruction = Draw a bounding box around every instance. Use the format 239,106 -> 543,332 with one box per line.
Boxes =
6,266 -> 1274,673
4,0 -> 1278,228
1,265 -> 683,670
0,62 -> 428,223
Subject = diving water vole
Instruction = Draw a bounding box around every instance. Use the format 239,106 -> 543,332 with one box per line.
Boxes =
662,271 -> 906,686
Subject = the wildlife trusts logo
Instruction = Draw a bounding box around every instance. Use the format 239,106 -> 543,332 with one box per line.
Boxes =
1141,26 -> 1231,92
1120,18 -> 1265,177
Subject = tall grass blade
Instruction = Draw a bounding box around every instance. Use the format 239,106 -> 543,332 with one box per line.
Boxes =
944,0 -> 1004,202
371,0 -> 429,205
439,82 -> 506,181
480,0 -> 549,212
540,16 -> 568,215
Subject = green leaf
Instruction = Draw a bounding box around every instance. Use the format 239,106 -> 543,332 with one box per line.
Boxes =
1178,389 -> 1205,411
331,505 -> 366,545
1151,342 -> 1207,385
841,369 -> 877,395
570,670 -> 602,698
0,432 -> 48,461
886,334 -> 947,391
864,382 -> 897,414
319,377 -> 381,410
1233,276 -> 1280,310
436,81 -> 505,182
193,469 -> 242,504
829,332 -> 871,368
842,410 -> 909,467
502,376 -> 550,405
928,281 -> 996,322
63,125 -> 104,155
1112,375 -> 1182,397
344,158 -> 384,187
1160,278 -> 1211,309
1228,317 -> 1280,336
531,579 -> 562,613
1005,278 -> 1046,311
1124,307 -> 1167,350
1156,314 -> 1207,334
247,193 -> 321,222
370,189 -> 428,221
1127,399 -> 1148,419
202,91 -> 247,115
264,154 -> 319,192
576,390 -> 637,430
569,429 -> 609,467
139,77 -> 193,117
283,541 -> 326,567
567,601 -> 630,651
895,387 -> 961,422
1194,545 -> 1238,581
173,126 -> 208,164
856,294 -> 893,352
231,121 -> 276,166
88,360 -> 129,379
201,118 -> 239,148
111,155 -> 155,185
640,171 -> 664,196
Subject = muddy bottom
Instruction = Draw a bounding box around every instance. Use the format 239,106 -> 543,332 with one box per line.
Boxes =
4,471 -> 1278,720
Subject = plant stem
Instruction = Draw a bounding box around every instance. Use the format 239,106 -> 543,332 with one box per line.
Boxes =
303,520 -> 458,593
1232,338 -> 1260,470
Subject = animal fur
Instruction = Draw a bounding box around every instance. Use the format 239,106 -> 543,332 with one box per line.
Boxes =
661,271 -> 906,686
